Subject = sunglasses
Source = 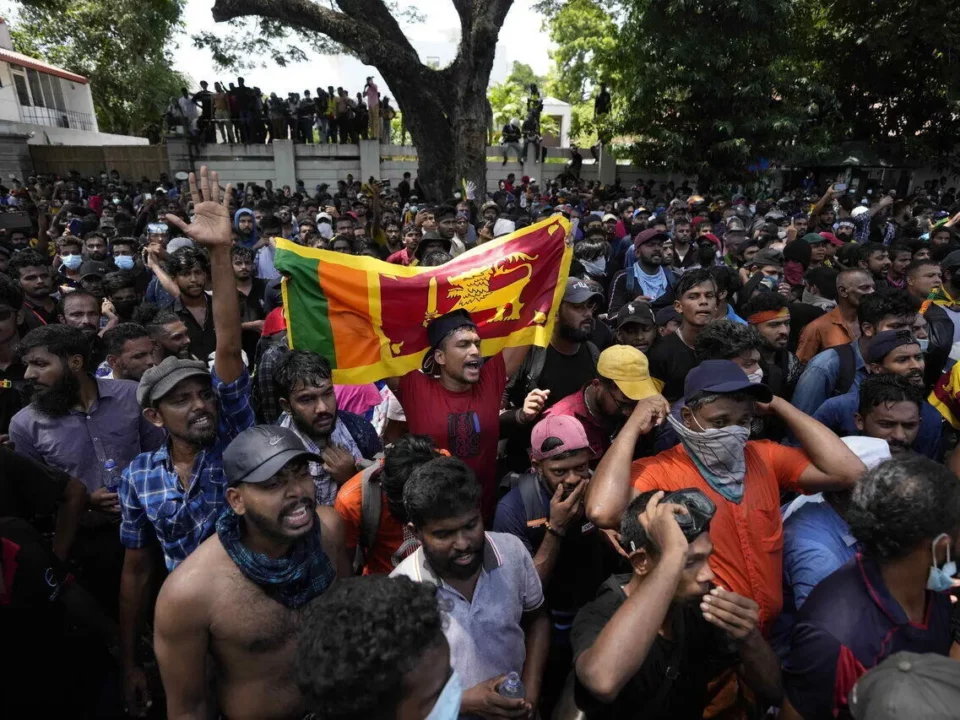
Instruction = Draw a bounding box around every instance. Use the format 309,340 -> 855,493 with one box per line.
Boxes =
662,488 -> 717,540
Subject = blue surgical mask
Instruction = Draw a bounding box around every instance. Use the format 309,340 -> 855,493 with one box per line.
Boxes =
424,670 -> 462,720
61,254 -> 82,270
917,338 -> 930,353
114,255 -> 135,270
926,533 -> 956,592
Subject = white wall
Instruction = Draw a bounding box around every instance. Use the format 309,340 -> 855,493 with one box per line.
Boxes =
0,120 -> 148,145
0,62 -> 22,123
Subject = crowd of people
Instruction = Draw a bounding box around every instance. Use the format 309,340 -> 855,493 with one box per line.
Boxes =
168,76 -> 397,145
1,163 -> 960,719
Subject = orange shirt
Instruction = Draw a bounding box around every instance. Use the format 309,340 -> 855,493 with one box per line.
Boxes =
334,470 -> 406,575
630,440 -> 810,635
796,306 -> 857,364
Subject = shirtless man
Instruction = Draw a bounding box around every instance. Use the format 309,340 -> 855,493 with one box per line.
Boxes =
153,425 -> 351,719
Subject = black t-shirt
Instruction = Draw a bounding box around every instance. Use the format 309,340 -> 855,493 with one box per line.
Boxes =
570,574 -> 738,719
538,344 -> 599,411
0,359 -> 27,434
787,302 -> 825,353
238,279 -> 268,364
0,448 -> 68,520
647,332 -> 697,403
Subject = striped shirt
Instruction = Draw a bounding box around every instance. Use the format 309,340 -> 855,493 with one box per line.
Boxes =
118,368 -> 255,571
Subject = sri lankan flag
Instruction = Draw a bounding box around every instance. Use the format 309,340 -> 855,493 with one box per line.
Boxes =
274,216 -> 573,384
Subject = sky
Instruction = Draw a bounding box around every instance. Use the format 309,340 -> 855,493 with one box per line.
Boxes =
171,0 -> 554,98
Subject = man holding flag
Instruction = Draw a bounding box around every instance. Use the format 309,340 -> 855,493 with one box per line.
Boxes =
275,216 -> 576,521
385,310 -> 535,520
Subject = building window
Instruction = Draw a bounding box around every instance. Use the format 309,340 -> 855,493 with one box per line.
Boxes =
12,73 -> 29,107
26,69 -> 45,108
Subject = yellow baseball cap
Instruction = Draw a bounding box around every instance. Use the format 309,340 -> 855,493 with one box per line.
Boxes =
597,345 -> 662,401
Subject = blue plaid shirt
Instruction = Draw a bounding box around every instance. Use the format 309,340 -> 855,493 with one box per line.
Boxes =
119,367 -> 256,571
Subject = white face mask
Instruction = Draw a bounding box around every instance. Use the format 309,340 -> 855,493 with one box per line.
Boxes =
927,533 -> 956,592
746,368 -> 764,384
424,670 -> 462,720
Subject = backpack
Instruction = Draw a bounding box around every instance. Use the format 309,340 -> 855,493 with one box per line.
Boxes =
832,343 -> 857,397
354,463 -> 382,574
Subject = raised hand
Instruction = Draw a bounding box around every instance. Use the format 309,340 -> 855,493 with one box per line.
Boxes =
164,166 -> 233,248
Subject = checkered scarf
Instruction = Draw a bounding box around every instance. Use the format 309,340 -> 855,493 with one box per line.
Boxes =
217,508 -> 335,609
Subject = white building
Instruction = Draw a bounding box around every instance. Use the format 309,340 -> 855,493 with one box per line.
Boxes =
0,19 -> 147,145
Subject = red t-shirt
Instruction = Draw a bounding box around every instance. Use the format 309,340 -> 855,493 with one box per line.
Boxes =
387,248 -> 413,266
397,354 -> 507,519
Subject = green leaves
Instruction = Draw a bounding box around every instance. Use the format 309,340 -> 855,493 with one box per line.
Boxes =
10,0 -> 188,137
544,0 -> 960,186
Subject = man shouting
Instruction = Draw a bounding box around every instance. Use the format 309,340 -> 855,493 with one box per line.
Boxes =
153,425 -> 349,719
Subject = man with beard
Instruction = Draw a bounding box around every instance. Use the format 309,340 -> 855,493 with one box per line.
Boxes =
740,292 -> 801,401
9,323 -> 164,616
813,330 -> 942,459
233,207 -> 258,249
386,309 -> 532,521
102,324 -> 157,382
275,349 -> 381,505
609,229 -> 677,316
118,167 -> 255,717
669,217 -> 695,270
58,290 -> 106,367
858,243 -> 892,290
140,308 -> 192,360
10,324 -> 163,495
102,271 -> 142,323
154,425 -> 349,720
571,490 -> 781,716
918,250 -> 960,388
392,456 -> 551,717
546,345 -> 669,459
10,249 -> 57,333
500,279 -> 602,472
387,223 -> 421,266
82,232 -> 109,263
614,301 -> 658,354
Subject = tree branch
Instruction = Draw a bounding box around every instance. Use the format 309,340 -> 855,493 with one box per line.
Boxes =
211,0 -> 417,72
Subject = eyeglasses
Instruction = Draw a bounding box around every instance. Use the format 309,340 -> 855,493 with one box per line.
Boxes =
662,488 -> 717,540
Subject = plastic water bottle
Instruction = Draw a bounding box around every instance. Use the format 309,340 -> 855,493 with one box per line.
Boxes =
102,459 -> 122,493
498,671 -> 525,700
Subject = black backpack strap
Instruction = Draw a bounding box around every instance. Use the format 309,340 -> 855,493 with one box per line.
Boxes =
518,473 -> 548,527
586,341 -> 600,366
524,346 -> 548,397
353,463 -> 383,574
833,344 -> 857,396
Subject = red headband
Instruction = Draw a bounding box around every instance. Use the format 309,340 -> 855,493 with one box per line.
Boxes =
747,307 -> 790,325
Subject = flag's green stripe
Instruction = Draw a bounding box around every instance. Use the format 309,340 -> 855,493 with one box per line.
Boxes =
275,248 -> 337,368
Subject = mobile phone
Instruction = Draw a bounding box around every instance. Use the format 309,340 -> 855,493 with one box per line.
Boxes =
67,218 -> 82,235
834,183 -> 847,193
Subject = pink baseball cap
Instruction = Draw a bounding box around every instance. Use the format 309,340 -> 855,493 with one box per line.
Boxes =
530,415 -> 592,460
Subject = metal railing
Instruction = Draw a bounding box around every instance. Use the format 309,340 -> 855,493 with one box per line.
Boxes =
20,105 -> 96,132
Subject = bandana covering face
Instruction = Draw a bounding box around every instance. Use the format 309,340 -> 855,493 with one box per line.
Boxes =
667,413 -> 749,502
216,508 -> 336,609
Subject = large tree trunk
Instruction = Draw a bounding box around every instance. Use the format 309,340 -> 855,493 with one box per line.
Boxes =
210,0 -> 513,201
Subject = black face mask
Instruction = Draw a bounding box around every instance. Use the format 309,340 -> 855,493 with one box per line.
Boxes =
113,301 -> 138,320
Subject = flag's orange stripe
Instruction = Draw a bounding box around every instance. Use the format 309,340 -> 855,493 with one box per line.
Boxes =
319,263 -> 382,369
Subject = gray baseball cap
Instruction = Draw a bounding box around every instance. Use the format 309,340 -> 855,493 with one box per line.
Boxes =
223,426 -> 321,487
137,356 -> 210,407
851,652 -> 960,719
